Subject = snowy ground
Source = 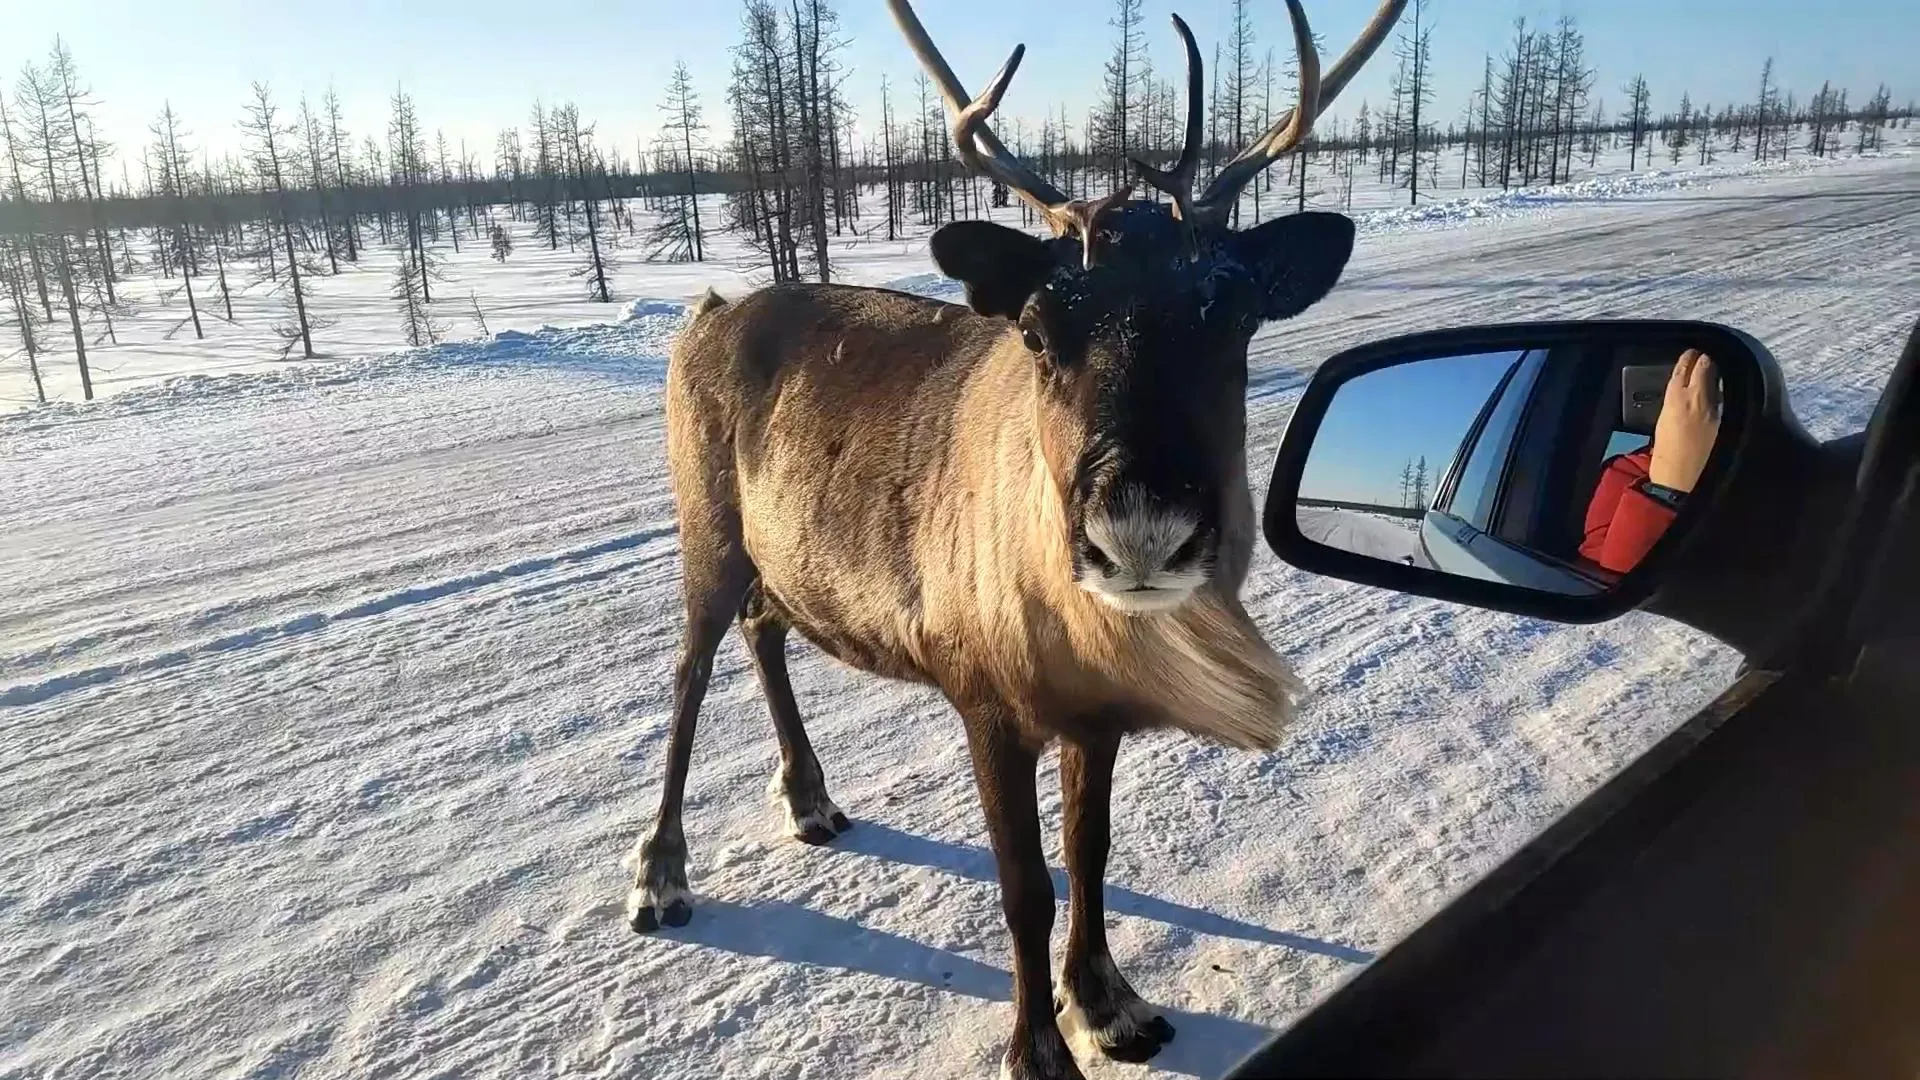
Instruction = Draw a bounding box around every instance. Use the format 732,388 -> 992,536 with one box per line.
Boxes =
3,144 -> 1919,1080
1296,507 -> 1430,569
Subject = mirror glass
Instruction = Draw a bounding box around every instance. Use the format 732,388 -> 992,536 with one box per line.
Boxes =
1295,337 -> 1726,595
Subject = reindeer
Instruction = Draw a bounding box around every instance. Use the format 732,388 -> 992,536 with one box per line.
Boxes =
627,1 -> 1405,1076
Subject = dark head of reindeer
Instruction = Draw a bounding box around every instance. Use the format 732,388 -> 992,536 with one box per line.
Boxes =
892,0 -> 1404,615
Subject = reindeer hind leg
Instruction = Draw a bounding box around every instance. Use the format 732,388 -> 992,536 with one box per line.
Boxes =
738,579 -> 851,845
627,493 -> 753,933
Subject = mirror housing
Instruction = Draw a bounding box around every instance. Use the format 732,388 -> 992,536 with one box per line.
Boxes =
1264,320 -> 1796,630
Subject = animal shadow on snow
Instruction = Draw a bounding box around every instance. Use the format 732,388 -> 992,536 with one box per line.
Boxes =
656,822 -> 1373,1078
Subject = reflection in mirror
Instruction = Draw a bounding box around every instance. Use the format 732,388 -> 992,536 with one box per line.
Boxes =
1296,339 -> 1725,596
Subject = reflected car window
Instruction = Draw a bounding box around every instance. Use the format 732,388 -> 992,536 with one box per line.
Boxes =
1449,348 -> 1549,530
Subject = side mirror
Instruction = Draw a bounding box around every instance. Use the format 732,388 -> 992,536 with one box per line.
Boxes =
1263,321 -> 1769,623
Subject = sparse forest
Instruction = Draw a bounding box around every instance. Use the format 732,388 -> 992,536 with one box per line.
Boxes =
0,8 -> 1913,400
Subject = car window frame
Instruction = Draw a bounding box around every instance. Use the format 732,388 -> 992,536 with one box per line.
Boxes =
1440,348 -> 1551,526
1434,352 -> 1526,513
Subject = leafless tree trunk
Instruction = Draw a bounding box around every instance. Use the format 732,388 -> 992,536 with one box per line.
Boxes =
1,239 -> 46,401
1100,0 -> 1145,192
880,76 -> 900,242
0,87 -> 52,320
242,82 -> 316,359
1625,74 -> 1652,171
1495,18 -> 1529,190
561,107 -> 615,302
49,42 -> 117,306
151,102 -> 203,339
1224,0 -> 1255,227
323,90 -> 359,262
52,239 -> 92,397
1398,0 -> 1431,206
298,97 -> 341,275
664,64 -> 709,262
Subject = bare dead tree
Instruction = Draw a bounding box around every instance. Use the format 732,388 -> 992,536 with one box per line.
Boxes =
1547,17 -> 1592,183
1472,54 -> 1492,185
788,0 -> 840,281
48,41 -> 117,307
0,85 -> 52,320
1859,84 -> 1892,152
466,290 -> 490,338
323,89 -> 359,262
1753,57 -> 1777,162
651,60 -> 708,263
150,103 -> 204,339
1807,81 -> 1844,157
727,0 -> 803,282
0,236 -> 45,401
879,75 -> 902,241
435,130 -> 460,252
388,86 -> 440,305
529,102 -> 562,250
299,97 -> 341,274
1624,74 -> 1652,171
1397,0 -> 1432,205
1494,17 -> 1529,189
1097,0 -> 1147,191
1223,0 -> 1256,226
15,62 -> 95,395
0,94 -> 46,403
391,245 -> 444,346
556,104 -> 615,302
240,82 -> 320,359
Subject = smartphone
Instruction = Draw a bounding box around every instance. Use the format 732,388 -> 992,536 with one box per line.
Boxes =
1620,363 -> 1671,435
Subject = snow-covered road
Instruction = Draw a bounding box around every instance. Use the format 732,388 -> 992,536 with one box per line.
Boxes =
1295,507 -> 1431,568
3,155 -> 1916,1080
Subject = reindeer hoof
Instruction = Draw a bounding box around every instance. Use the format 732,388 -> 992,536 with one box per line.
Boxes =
781,793 -> 853,846
1057,978 -> 1176,1064
1099,1016 -> 1176,1063
627,883 -> 694,934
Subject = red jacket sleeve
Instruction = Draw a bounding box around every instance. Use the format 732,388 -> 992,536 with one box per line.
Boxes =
1580,449 -> 1676,574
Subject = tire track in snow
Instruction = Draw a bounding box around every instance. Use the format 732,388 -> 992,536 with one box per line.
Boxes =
0,526 -> 676,709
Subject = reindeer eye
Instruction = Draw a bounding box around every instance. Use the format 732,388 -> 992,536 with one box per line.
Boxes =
1020,327 -> 1046,354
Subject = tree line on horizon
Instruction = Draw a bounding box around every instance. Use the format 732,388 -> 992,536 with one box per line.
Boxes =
2,0 -> 1912,402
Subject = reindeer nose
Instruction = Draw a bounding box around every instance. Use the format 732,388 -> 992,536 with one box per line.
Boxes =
1082,490 -> 1202,582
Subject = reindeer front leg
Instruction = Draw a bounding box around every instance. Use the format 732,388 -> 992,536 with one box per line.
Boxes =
1057,729 -> 1176,1063
959,698 -> 1085,1080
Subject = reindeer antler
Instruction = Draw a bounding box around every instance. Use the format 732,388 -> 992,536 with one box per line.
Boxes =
1128,14 -> 1206,231
890,0 -> 1406,254
1189,0 -> 1407,225
887,0 -> 1133,267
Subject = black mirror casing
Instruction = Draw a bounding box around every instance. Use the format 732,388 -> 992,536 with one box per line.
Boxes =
1263,320 -> 1803,640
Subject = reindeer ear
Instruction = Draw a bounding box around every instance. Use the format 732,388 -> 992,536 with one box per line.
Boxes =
1230,211 -> 1356,322
930,220 -> 1055,320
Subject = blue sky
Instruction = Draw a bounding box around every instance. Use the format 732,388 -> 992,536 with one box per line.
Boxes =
2,0 -> 1914,179
1300,349 -> 1519,506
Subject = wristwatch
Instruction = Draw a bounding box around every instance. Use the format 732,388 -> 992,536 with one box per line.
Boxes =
1636,479 -> 1687,510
